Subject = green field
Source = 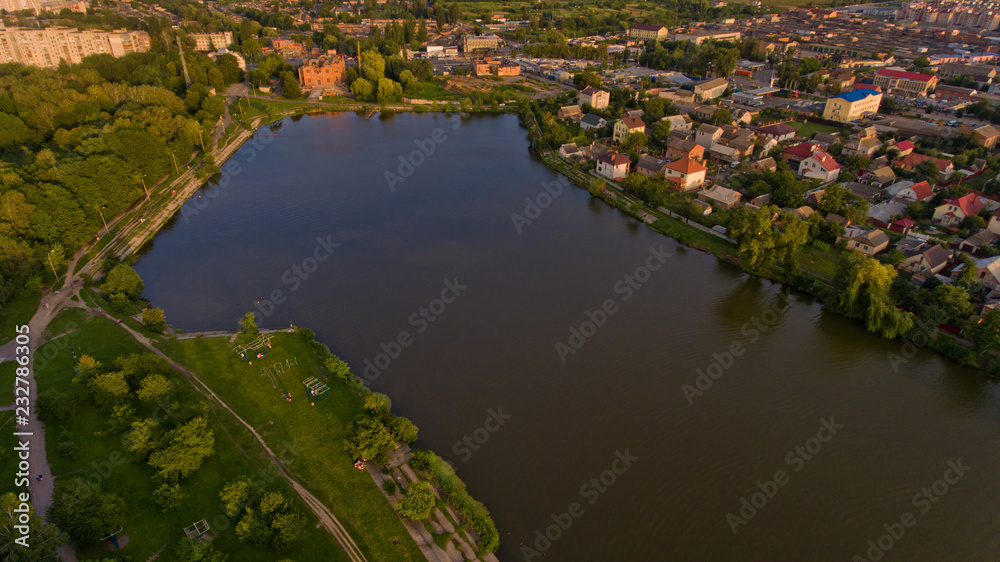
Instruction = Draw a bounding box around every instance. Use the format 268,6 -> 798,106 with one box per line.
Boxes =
33,310 -> 355,561
157,332 -> 425,561
0,290 -> 41,345
788,120 -> 845,139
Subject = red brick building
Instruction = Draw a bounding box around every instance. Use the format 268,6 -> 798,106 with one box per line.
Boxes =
298,56 -> 347,89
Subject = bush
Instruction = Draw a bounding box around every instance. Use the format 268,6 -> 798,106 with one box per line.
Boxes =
409,449 -> 433,472
397,481 -> 436,520
153,483 -> 188,512
383,479 -> 397,494
37,390 -> 77,422
57,440 -> 78,460
363,392 -> 391,414
388,416 -> 418,444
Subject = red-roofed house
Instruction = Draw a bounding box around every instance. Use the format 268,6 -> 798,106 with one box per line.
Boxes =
933,193 -> 984,226
889,218 -> 916,235
782,142 -> 820,168
873,68 -> 938,96
596,151 -> 631,180
663,158 -> 708,192
897,153 -> 954,180
894,181 -> 934,202
889,140 -> 914,157
799,150 -> 842,183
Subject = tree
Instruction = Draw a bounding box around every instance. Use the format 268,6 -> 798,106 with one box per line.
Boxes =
914,55 -> 931,67
970,310 -> 1000,354
47,479 -> 126,545
153,483 -> 188,512
280,72 -> 301,99
123,418 -> 159,459
89,371 -> 130,409
376,77 -> 403,104
928,284 -> 973,325
142,307 -> 167,333
838,253 -> 913,338
0,493 -> 62,561
234,492 -> 306,548
221,477 -> 262,518
239,312 -> 258,336
241,37 -> 262,56
102,263 -> 144,298
137,374 -> 173,402
363,392 -> 391,414
711,108 -> 732,126
351,77 -> 374,102
344,414 -> 395,463
168,538 -> 228,562
915,159 -> 939,183
775,213 -> 810,264
147,417 -> 216,481
622,131 -> 648,150
728,205 -> 777,267
388,416 -> 418,444
359,50 -> 386,83
397,481 -> 435,520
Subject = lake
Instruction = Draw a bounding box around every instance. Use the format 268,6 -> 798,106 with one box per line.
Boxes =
136,112 -> 1000,561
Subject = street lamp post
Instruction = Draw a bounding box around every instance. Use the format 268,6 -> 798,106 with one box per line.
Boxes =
47,249 -> 59,284
140,176 -> 150,201
170,150 -> 179,174
98,206 -> 109,235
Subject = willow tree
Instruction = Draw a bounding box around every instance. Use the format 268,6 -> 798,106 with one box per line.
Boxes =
838,253 -> 914,339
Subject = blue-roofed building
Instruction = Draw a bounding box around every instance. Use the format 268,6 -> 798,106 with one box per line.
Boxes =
822,88 -> 883,123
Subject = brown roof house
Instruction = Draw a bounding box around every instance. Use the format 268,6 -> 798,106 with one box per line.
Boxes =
898,243 -> 951,275
698,185 -> 742,210
839,226 -> 890,257
596,151 -> 631,181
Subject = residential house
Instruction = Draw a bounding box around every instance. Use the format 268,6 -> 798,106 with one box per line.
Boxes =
839,227 -> 890,256
558,105 -> 583,120
888,218 -> 915,235
812,132 -> 841,149
579,86 -> 610,109
663,158 -> 708,192
749,157 -> 777,173
861,166 -> 896,188
828,69 -> 856,91
698,185 -> 742,210
973,124 -> 1000,149
696,123 -> 723,149
665,136 -> 705,162
628,23 -> 668,41
693,77 -> 729,101
822,88 -> 884,123
959,229 -> 1000,255
709,143 -> 741,164
889,180 -> 934,203
897,152 -> 954,180
933,193 -> 984,227
971,255 -> 1000,287
798,150 -> 841,183
867,201 -> 908,227
582,142 -> 611,160
755,123 -> 798,142
559,143 -> 581,159
887,140 -> 914,157
782,142 -> 820,169
613,116 -> 646,144
845,182 -> 881,203
595,151 -> 631,180
872,68 -> 938,96
898,243 -> 951,275
842,135 -> 882,158
637,155 -> 669,178
726,135 -> 756,159
987,209 -> 1000,234
936,63 -> 997,86
661,114 -> 693,132
580,114 -> 607,131
825,213 -> 850,229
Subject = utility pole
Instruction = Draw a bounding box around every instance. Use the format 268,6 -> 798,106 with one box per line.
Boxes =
170,150 -> 179,174
177,36 -> 192,88
140,176 -> 150,201
47,249 -> 59,284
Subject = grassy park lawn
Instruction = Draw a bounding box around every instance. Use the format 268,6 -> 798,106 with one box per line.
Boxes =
0,290 -> 41,345
789,120 -> 844,138
410,78 -> 464,101
34,311 -> 352,561
157,332 -> 425,561
797,245 -> 846,280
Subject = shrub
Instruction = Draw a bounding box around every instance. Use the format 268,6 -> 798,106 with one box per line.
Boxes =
397,481 -> 435,520
37,390 -> 76,422
382,479 -> 397,494
388,416 -> 418,444
57,441 -> 78,460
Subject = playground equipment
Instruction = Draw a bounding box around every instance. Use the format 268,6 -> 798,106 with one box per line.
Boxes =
184,519 -> 211,541
235,334 -> 273,360
259,367 -> 277,388
302,376 -> 329,402
101,526 -> 124,549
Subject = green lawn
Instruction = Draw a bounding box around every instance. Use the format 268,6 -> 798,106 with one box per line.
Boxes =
33,311 -> 353,561
0,290 -> 41,345
797,245 -> 846,280
788,120 -> 844,139
157,333 -> 425,561
409,78 -> 463,101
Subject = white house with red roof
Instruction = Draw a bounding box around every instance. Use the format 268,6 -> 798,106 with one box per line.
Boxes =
781,142 -> 820,169
897,152 -> 955,180
663,158 -> 708,192
596,151 -> 631,181
889,140 -> 915,157
933,193 -> 984,226
891,180 -> 935,203
798,150 -> 841,183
